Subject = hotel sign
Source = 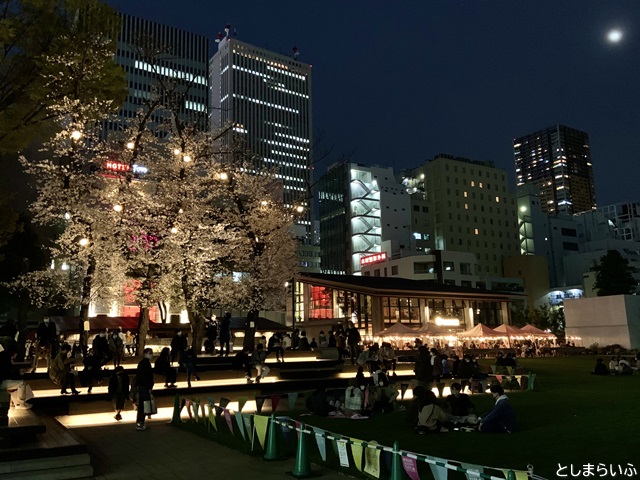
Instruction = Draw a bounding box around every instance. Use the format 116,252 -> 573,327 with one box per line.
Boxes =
105,161 -> 148,174
360,252 -> 387,267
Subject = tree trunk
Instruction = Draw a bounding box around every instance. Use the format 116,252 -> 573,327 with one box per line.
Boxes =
78,255 -> 96,352
136,306 -> 149,356
189,311 -> 205,354
243,309 -> 258,351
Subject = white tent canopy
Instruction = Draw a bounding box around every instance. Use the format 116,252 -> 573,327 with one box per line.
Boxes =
375,322 -> 419,337
456,323 -> 504,338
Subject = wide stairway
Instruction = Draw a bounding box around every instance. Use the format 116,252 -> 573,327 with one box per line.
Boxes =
0,406 -> 92,480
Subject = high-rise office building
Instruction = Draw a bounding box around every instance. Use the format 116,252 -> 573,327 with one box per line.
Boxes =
514,124 -> 596,215
405,154 -> 519,277
318,163 -> 412,275
113,14 -> 209,132
209,36 -> 312,241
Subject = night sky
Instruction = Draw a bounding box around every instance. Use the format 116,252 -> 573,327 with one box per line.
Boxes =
104,0 -> 640,207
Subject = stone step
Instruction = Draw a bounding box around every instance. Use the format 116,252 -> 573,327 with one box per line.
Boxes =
0,455 -> 92,480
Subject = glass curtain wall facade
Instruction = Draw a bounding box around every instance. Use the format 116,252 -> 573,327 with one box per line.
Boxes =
113,14 -> 209,132
514,125 -> 596,215
209,38 -> 312,242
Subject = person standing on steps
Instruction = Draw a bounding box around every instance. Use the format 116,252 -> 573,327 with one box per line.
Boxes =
218,313 -> 231,356
135,348 -> 154,431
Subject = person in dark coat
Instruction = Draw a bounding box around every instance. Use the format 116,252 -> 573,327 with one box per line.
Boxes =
180,347 -> 200,388
445,382 -> 475,416
135,348 -> 154,431
154,347 -> 177,387
108,366 -> 130,421
36,317 -> 59,359
81,350 -> 103,394
170,330 -> 187,364
92,331 -> 111,367
414,345 -> 433,389
591,358 -> 609,375
218,313 -> 231,356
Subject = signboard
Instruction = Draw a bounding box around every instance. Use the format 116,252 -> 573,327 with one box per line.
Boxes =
359,252 -> 387,267
104,161 -> 148,174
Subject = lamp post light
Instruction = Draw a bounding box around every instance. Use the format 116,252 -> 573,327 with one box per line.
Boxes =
113,204 -> 123,212
79,238 -> 89,247
70,130 -> 82,141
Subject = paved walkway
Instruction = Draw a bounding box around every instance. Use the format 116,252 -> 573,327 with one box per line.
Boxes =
73,419 -> 351,480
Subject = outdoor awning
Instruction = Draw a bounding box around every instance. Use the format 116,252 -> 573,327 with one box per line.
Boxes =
456,323 -> 503,338
375,322 -> 419,337
416,323 -> 452,337
519,323 -> 556,338
492,324 -> 525,337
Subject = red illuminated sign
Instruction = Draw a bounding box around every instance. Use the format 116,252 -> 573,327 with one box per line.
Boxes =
359,252 -> 387,267
105,161 -> 131,172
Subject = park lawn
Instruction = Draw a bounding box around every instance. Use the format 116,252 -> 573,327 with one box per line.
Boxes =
178,357 -> 639,479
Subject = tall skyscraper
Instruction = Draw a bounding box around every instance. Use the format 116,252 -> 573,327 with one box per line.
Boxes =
514,124 -> 596,215
209,36 -> 312,241
112,14 -> 209,132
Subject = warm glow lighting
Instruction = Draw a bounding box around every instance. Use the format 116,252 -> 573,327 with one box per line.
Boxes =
434,316 -> 460,327
220,172 -> 228,180
113,204 -> 123,212
520,206 -> 527,212
70,130 -> 82,141
64,212 -> 71,220
126,142 -> 135,150
183,155 -> 192,162
170,227 -> 178,234
173,148 -> 181,156
296,205 -> 304,213
261,200 -> 268,206
79,238 -> 89,246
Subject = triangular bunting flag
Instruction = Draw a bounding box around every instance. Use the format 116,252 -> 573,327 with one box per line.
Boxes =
207,396 -> 216,406
400,383 -> 409,400
350,438 -> 364,471
208,408 -> 217,431
402,455 -> 420,480
330,436 -> 340,459
271,395 -> 281,412
215,406 -> 224,417
312,427 -> 326,462
193,401 -> 200,423
235,412 -> 245,440
364,441 -> 381,478
243,415 -> 253,443
200,403 -> 206,423
219,397 -> 230,408
288,392 -> 298,411
462,462 -> 484,480
500,469 -> 528,480
336,439 -> 350,467
254,415 -> 269,450
224,409 -> 233,435
238,396 -> 248,412
255,396 -> 265,414
429,457 -> 449,480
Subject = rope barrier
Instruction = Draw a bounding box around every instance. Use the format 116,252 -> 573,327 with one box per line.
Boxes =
185,398 -> 544,480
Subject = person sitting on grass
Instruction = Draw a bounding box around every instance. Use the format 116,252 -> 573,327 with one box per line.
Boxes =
617,357 -> 633,375
478,385 -> 515,433
591,358 -> 609,376
344,379 -> 364,417
445,382 -> 475,416
608,356 -> 619,372
416,390 -> 453,434
408,385 -> 427,427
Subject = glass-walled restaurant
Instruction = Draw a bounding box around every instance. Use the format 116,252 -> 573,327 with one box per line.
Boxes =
293,273 -> 520,335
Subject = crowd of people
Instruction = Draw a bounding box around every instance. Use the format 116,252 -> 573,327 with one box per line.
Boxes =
591,354 -> 639,375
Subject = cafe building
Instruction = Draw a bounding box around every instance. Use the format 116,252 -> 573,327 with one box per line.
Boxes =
292,273 -> 522,338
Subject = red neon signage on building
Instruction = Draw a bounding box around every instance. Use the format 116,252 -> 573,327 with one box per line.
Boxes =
105,161 -> 131,172
359,252 -> 387,267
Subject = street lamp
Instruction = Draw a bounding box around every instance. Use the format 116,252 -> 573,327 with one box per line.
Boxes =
126,142 -> 135,150
79,238 -> 89,246
70,130 -> 82,141
113,204 -> 123,212
170,227 -> 178,234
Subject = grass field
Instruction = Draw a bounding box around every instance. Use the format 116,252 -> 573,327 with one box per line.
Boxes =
179,356 -> 640,479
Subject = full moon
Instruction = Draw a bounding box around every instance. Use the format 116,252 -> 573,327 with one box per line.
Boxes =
607,29 -> 623,43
